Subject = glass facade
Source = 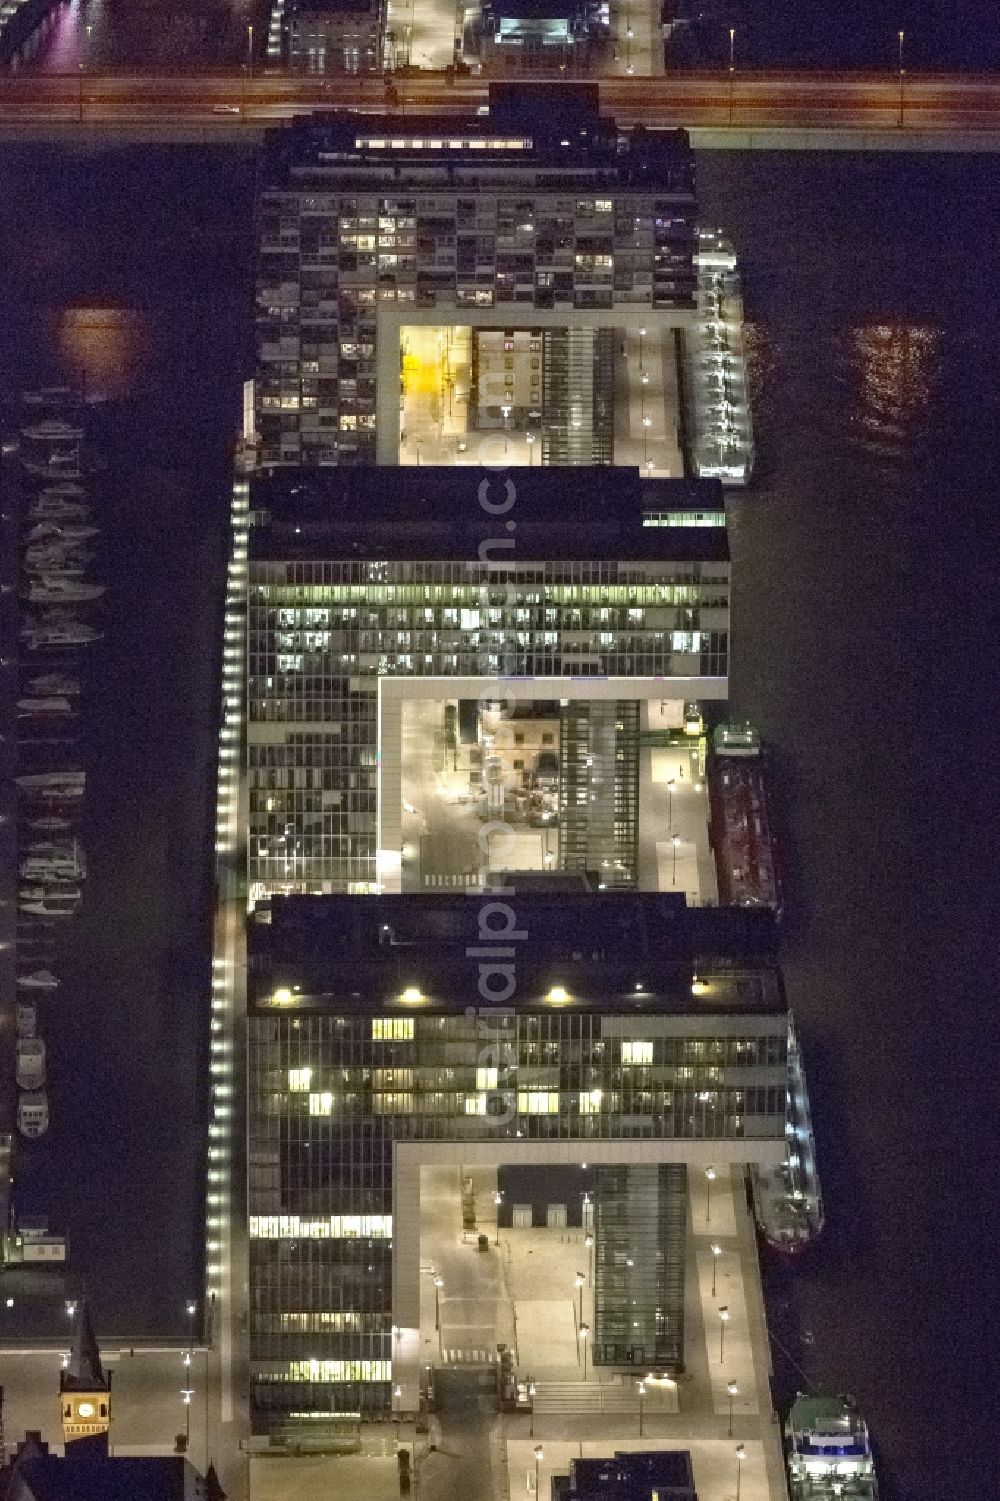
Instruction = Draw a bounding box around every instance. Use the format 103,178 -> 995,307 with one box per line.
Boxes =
247,558 -> 729,897
248,996 -> 789,1428
255,113 -> 696,465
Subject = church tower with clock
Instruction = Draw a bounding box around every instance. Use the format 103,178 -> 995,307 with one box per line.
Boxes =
59,1301 -> 112,1454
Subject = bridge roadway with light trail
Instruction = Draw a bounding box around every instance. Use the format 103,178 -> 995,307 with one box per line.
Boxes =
0,69 -> 998,147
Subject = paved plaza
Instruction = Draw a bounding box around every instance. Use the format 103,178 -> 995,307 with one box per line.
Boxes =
400,1162 -> 787,1501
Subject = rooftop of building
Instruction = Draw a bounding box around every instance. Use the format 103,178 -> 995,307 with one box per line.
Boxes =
2,1441 -> 219,1501
482,0 -> 587,19
289,0 -> 379,17
248,891 -> 783,1017
248,469 -> 729,564
552,1449 -> 697,1501
262,86 -> 694,189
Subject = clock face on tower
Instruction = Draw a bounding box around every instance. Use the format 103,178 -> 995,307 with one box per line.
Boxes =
77,1401 -> 95,1418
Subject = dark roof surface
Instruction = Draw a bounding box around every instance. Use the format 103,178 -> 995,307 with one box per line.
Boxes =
483,0 -> 583,18
262,87 -> 694,188
552,1450 -> 696,1501
249,469 -> 729,564
249,893 -> 781,1015
60,1303 -> 107,1394
292,0 -> 378,14
10,1458 -> 191,1501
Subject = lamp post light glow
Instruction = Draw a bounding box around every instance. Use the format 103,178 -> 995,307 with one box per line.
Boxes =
711,1241 -> 722,1297
729,27 -> 736,127
534,1444 -> 544,1496
638,1379 -> 646,1437
393,1383 -> 402,1443
579,1322 -> 590,1379
247,22 -> 254,79
736,1443 -> 746,1501
526,431 -> 537,466
529,1380 -> 537,1437
181,1387 -> 194,1448
575,1272 -> 585,1328
495,1191 -> 503,1247
585,1231 -> 594,1285
434,1276 -> 443,1331
719,1305 -> 730,1363
705,1165 -> 717,1222
727,1380 -> 738,1437
897,30 -> 905,128
671,833 -> 680,883
667,777 -> 676,827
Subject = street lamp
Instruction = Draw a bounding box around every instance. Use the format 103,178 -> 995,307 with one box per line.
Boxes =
727,1380 -> 738,1437
719,1305 -> 729,1363
495,1190 -> 503,1247
585,1231 -> 594,1285
897,30 -> 905,128
181,1387 -> 194,1448
528,1380 -> 537,1437
247,22 -> 254,80
526,431 -> 537,466
434,1276 -> 443,1331
671,833 -> 680,883
729,27 -> 736,127
393,1383 -> 402,1443
534,1444 -> 544,1496
711,1242 -> 722,1297
575,1272 -> 585,1329
705,1165 -> 716,1222
736,1443 -> 746,1501
667,777 -> 676,827
637,1379 -> 646,1437
579,1322 -> 590,1379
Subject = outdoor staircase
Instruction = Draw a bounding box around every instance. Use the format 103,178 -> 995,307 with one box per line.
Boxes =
532,1381 -> 640,1415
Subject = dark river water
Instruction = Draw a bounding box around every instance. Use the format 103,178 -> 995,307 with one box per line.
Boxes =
0,144 -> 994,1495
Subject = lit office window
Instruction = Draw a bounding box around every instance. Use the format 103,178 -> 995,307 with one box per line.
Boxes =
250,1214 -> 392,1239
308,1092 -> 333,1116
517,1091 -> 560,1114
284,1359 -> 391,1382
288,1067 -> 312,1092
621,1041 -> 653,1066
476,1066 -> 498,1090
372,1018 -> 414,1040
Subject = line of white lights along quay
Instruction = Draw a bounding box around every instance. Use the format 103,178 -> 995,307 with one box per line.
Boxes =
205,453 -> 251,1424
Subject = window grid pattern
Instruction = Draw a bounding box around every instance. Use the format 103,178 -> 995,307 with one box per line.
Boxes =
247,1009 -> 787,1426
247,559 -> 729,895
256,180 -> 696,466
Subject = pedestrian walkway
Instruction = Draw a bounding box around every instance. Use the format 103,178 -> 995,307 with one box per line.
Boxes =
608,0 -> 664,76
636,729 -> 716,901
691,1163 -> 738,1239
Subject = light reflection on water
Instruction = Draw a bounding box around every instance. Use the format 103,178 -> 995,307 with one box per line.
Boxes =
844,321 -> 942,458
48,306 -> 151,400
